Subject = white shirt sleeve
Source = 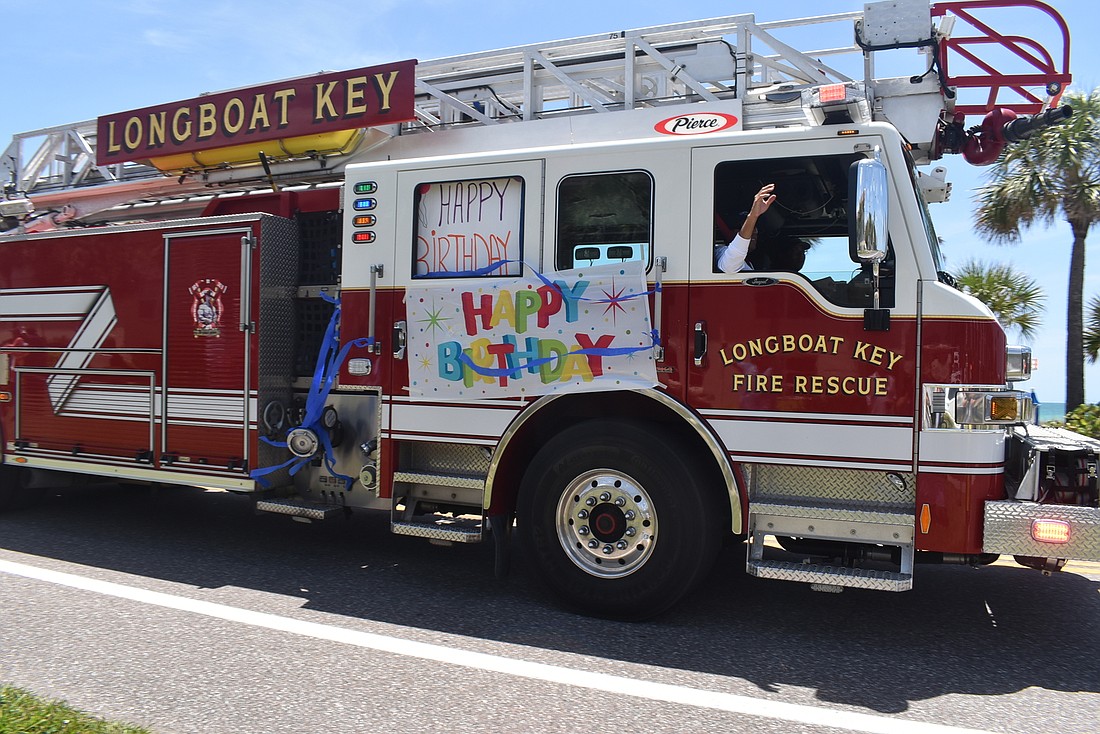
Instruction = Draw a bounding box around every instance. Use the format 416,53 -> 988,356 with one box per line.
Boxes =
716,233 -> 752,273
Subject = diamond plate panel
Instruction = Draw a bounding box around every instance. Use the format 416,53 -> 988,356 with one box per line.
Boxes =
983,500 -> 1100,561
256,498 -> 342,520
404,441 -> 491,476
393,471 -> 486,490
751,464 -> 914,510
751,500 -> 912,527
747,559 -> 912,591
255,216 -> 300,488
391,519 -> 483,543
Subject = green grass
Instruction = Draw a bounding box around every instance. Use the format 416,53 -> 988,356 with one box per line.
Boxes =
0,686 -> 151,734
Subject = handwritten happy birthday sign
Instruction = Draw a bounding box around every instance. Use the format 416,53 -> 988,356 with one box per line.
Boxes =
405,262 -> 658,399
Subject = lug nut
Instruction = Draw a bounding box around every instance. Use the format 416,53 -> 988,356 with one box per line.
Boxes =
616,540 -> 628,550
625,527 -> 636,537
599,492 -> 611,502
588,540 -> 599,549
625,510 -> 636,520
602,545 -> 613,554
577,509 -> 589,519
615,497 -> 626,506
586,497 -> 597,506
578,526 -> 590,536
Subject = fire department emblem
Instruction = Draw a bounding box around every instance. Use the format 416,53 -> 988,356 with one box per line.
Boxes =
189,279 -> 228,337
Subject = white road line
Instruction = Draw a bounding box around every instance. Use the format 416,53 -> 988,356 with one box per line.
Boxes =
0,557 -> 991,734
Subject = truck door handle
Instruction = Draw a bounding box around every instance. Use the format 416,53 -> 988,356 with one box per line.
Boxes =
393,320 -> 407,360
693,321 -> 707,366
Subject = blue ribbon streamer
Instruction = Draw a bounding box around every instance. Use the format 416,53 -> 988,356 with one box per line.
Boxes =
250,293 -> 372,490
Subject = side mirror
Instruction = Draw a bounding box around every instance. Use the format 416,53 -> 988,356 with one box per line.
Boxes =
849,157 -> 888,264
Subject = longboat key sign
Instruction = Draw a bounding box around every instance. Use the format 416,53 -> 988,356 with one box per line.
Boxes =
96,59 -> 417,165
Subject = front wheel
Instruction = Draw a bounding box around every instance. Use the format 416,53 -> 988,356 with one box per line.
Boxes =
517,419 -> 723,620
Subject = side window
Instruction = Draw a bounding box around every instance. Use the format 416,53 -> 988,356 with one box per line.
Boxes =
412,176 -> 524,278
556,171 -> 653,270
712,155 -> 894,308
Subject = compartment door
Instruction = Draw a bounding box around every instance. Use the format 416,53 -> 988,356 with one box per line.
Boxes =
163,226 -> 254,472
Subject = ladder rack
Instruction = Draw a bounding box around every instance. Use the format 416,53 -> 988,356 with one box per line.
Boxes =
0,1 -> 1070,231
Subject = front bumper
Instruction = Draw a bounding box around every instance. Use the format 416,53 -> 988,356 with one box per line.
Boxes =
983,500 -> 1100,561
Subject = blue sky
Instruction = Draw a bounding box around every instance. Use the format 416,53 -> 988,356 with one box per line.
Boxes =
1,0 -> 1095,404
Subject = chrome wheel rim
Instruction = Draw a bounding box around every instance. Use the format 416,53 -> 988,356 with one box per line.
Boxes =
555,469 -> 657,578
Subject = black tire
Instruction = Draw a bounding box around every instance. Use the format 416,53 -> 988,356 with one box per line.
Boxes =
517,419 -> 723,620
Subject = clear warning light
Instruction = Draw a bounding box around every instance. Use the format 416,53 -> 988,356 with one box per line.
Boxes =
1031,519 -> 1070,544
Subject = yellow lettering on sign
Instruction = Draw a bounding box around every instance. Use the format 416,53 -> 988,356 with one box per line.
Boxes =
106,121 -> 121,153
852,340 -> 904,370
314,81 -> 338,121
124,116 -> 143,150
148,112 -> 167,148
346,76 -> 368,115
223,97 -> 245,134
249,94 -> 270,131
374,70 -> 400,111
785,374 -> 890,396
172,108 -> 192,143
272,89 -> 296,127
730,373 -> 784,393
197,103 -> 217,139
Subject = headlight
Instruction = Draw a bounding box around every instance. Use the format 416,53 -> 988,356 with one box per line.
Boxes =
955,390 -> 1033,426
924,385 -> 1035,429
1006,345 -> 1032,382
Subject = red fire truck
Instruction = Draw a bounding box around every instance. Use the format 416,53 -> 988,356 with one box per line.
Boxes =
1,0 -> 1096,619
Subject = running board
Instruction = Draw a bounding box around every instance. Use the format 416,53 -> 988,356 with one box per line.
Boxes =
746,558 -> 913,592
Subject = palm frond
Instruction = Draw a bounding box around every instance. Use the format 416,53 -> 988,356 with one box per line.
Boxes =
955,260 -> 1045,340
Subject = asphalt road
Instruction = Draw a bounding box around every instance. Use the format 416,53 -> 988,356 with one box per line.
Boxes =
0,482 -> 1097,734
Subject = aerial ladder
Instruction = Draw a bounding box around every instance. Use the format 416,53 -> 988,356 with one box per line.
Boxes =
0,0 -> 1071,235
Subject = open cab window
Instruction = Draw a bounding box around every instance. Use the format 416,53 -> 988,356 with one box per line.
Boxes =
712,153 -> 894,309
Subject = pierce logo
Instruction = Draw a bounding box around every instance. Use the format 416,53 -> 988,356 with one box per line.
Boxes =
653,112 -> 738,136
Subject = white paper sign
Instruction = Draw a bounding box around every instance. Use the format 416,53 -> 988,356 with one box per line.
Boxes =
405,261 -> 658,399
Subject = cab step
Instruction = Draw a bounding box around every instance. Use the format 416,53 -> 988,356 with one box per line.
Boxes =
255,497 -> 346,521
391,514 -> 484,543
746,558 -> 913,591
391,464 -> 487,543
748,498 -> 916,592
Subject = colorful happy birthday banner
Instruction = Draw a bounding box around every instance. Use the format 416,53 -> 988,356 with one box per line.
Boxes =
405,261 -> 659,399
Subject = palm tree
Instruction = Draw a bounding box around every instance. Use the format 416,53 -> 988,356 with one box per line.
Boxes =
975,89 -> 1100,412
955,260 -> 1045,341
1084,295 -> 1100,362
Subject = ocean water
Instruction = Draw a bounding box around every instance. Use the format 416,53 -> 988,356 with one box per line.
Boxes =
1037,401 -> 1066,424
